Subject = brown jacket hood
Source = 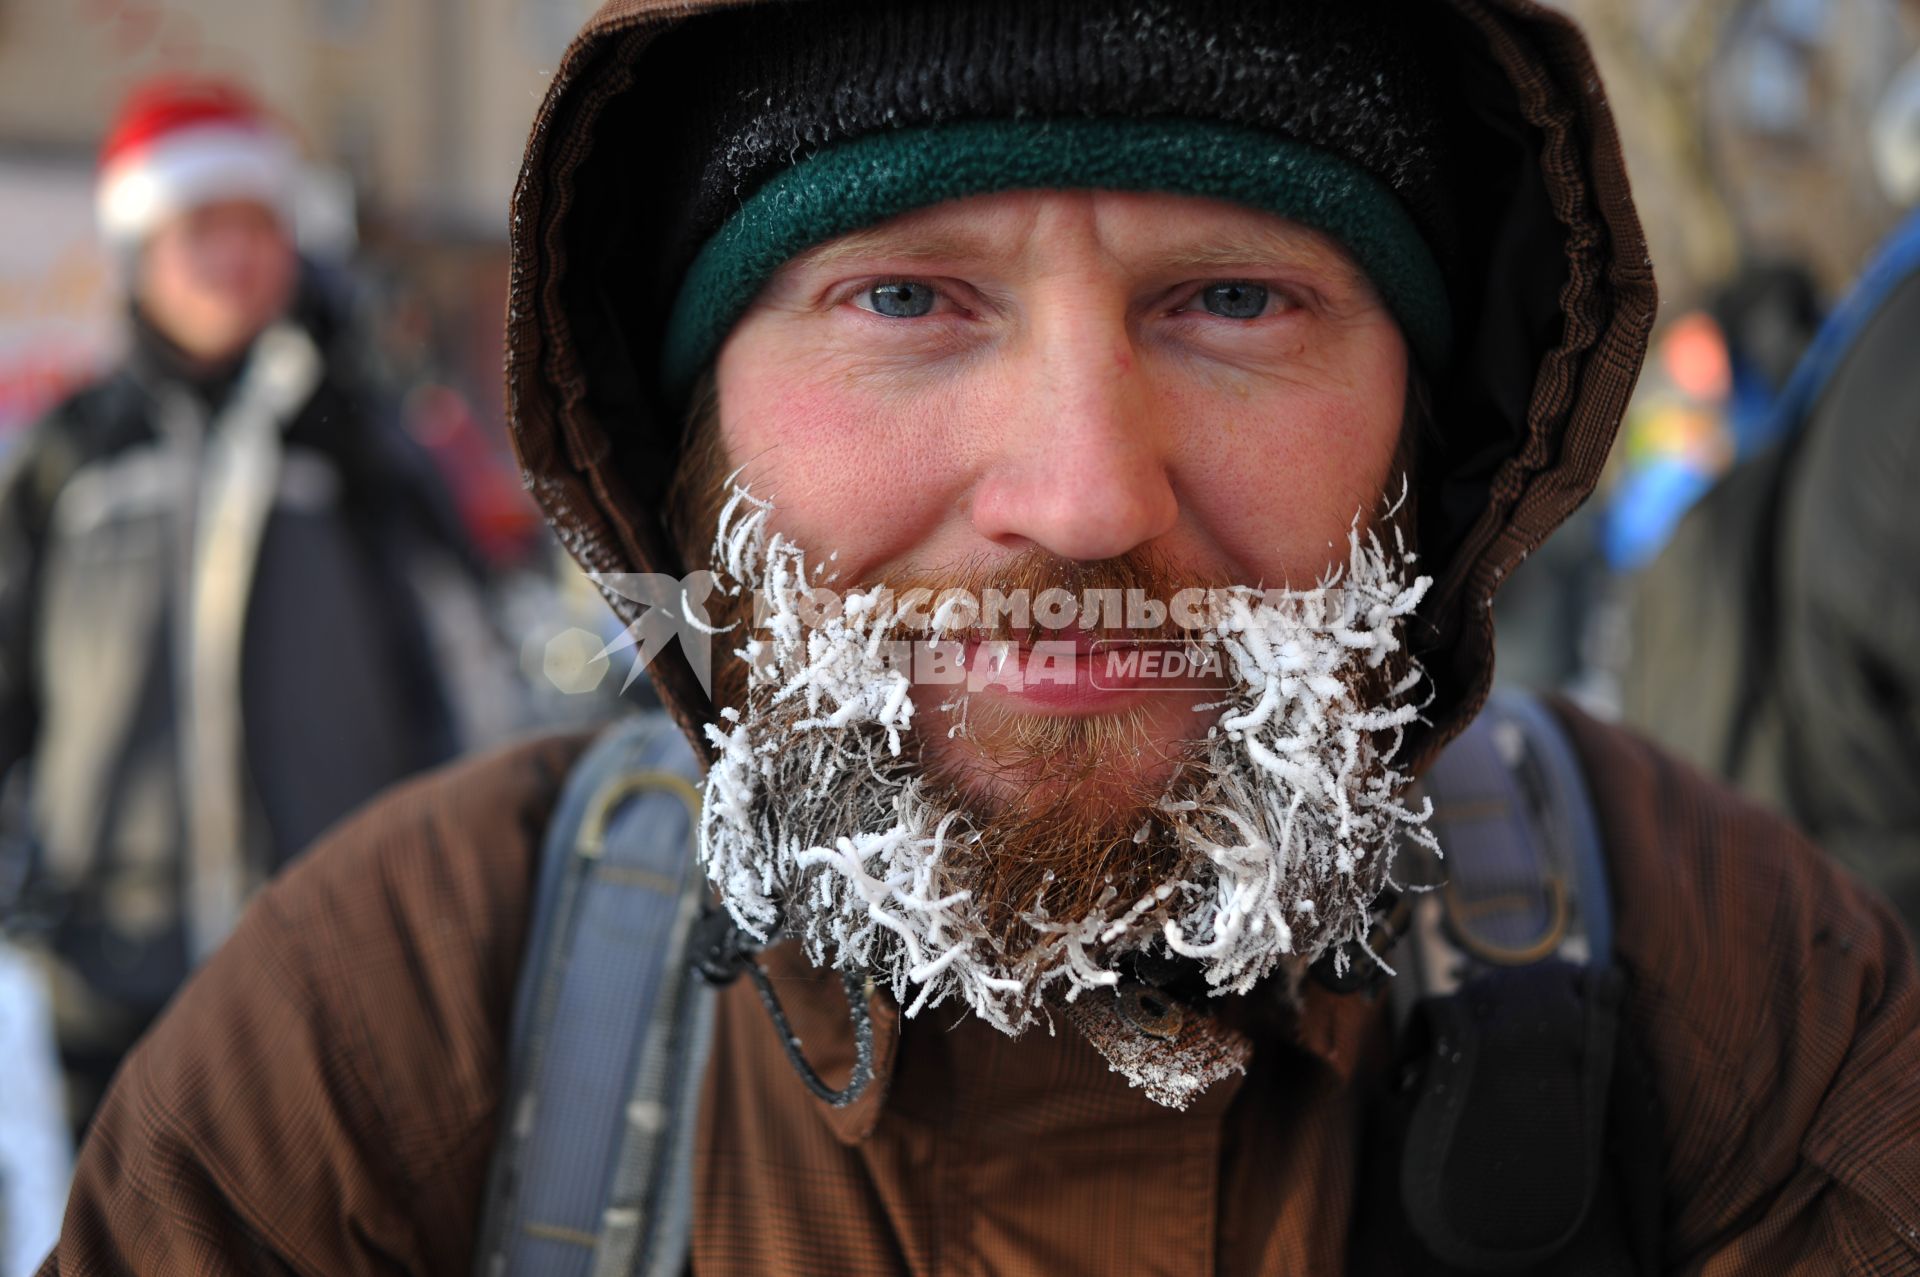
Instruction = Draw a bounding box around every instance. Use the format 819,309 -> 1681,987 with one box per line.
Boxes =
504,0 -> 1656,767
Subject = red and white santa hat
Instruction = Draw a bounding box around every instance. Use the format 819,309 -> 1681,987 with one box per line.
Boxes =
96,77 -> 298,250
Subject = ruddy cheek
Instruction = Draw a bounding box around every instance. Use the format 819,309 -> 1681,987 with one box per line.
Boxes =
1176,395 -> 1396,587
729,393 -> 954,573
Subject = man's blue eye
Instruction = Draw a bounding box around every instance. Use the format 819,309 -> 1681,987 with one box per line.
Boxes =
867,282 -> 937,318
1201,282 -> 1269,319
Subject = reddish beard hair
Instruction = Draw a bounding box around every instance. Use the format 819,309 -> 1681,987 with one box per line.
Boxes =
659,368 -> 1428,960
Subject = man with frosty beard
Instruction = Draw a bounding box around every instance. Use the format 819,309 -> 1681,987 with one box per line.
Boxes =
40,1 -> 1920,1274
687,464 -> 1432,1102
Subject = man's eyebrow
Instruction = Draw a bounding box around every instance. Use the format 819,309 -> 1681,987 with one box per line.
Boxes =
1152,233 -> 1364,283
785,219 -> 1365,283
788,227 -> 995,272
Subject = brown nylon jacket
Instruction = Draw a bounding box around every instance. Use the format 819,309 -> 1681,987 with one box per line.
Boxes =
40,0 -> 1920,1273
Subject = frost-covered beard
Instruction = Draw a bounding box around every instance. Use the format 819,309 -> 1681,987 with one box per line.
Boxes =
698,485 -> 1436,1043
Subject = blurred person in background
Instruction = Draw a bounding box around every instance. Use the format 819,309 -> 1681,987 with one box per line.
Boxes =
1493,263 -> 1821,714
0,77 -> 501,1133
1624,39 -> 1920,932
1709,259 -> 1825,458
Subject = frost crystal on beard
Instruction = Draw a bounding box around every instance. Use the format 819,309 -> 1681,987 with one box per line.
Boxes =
697,484 -> 1438,1055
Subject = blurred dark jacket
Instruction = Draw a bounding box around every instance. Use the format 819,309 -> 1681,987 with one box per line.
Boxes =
1625,210 -> 1920,931
0,268 -> 487,1119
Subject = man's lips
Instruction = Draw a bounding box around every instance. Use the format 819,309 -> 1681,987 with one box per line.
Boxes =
952,637 -> 1215,712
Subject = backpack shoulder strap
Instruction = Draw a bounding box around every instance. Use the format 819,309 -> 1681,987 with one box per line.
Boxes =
1384,689 -> 1646,1273
474,712 -> 711,1277
1405,688 -> 1611,989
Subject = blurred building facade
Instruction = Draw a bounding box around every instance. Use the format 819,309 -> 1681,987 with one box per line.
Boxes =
1551,0 -> 1920,306
0,0 -> 593,234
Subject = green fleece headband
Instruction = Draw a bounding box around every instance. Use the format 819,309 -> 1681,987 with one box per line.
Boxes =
660,118 -> 1452,399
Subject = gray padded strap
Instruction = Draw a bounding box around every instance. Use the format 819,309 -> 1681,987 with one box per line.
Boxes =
475,714 -> 709,1277
1388,690 -> 1626,1271
1395,688 -> 1610,1013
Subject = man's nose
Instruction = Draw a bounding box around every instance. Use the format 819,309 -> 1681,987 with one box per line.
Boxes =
967,320 -> 1179,562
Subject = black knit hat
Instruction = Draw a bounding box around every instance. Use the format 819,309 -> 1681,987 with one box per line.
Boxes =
652,0 -> 1457,391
